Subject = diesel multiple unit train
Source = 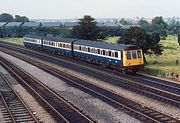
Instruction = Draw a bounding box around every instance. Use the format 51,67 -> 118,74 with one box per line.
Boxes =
23,35 -> 144,73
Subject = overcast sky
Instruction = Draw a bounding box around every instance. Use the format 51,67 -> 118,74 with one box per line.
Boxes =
0,0 -> 179,19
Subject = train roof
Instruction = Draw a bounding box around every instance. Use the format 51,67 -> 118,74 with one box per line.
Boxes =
74,40 -> 138,50
44,36 -> 73,43
23,35 -> 139,50
24,35 -> 43,39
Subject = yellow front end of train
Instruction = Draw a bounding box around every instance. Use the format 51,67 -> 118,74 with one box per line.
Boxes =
123,49 -> 144,72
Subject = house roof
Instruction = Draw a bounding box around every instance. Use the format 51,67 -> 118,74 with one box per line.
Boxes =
0,22 -> 7,27
42,22 -> 62,27
6,22 -> 23,26
23,22 -> 41,27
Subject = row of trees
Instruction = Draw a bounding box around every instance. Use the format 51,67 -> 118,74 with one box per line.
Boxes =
0,26 -> 71,38
138,17 -> 180,37
0,13 -> 29,22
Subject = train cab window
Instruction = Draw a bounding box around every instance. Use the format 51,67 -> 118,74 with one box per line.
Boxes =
126,51 -> 131,60
132,51 -> 137,59
103,50 -> 106,55
137,50 -> 142,58
108,51 -> 112,56
115,52 -> 118,58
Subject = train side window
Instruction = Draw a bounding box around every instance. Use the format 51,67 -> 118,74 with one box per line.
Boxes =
108,51 -> 112,56
79,46 -> 81,51
100,50 -> 103,55
126,51 -> 131,60
137,50 -> 142,58
63,44 -> 65,48
66,44 -> 69,48
88,47 -> 90,52
115,52 -> 118,58
132,51 -> 137,59
60,43 -> 62,47
103,50 -> 105,55
97,49 -> 100,54
105,51 -> 108,56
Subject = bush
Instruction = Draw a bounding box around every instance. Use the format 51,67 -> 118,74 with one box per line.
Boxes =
161,36 -> 166,40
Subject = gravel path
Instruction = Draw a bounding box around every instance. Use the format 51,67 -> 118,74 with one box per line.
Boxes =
0,65 -> 9,123
0,111 -> 5,123
0,64 -> 56,123
0,53 -> 142,123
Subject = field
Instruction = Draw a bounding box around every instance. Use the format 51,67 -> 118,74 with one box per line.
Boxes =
144,36 -> 180,76
0,36 -> 180,77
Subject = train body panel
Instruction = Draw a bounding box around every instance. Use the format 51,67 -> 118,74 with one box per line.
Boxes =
123,49 -> 144,67
73,50 -> 122,65
23,41 -> 42,48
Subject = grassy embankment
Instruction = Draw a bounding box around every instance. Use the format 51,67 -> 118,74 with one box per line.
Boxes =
1,36 -> 179,77
104,36 -> 180,76
0,38 -> 24,45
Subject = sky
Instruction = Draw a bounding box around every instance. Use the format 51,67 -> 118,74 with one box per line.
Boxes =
0,0 -> 179,19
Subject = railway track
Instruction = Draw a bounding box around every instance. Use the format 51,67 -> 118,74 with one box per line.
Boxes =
0,51 -> 179,123
0,43 -> 179,107
0,57 -> 94,123
0,73 -> 39,123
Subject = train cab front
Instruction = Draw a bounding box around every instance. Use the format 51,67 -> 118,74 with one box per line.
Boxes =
123,49 -> 144,73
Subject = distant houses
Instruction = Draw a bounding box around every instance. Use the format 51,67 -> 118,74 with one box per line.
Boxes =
0,21 -> 139,29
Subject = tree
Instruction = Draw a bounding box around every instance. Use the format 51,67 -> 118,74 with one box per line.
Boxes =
0,13 -> 14,22
152,16 -> 167,27
119,18 -> 128,25
0,27 -> 3,38
151,16 -> 168,37
119,18 -> 133,25
138,19 -> 148,26
178,34 -> 180,46
15,15 -> 29,22
100,26 -> 124,38
138,19 -> 150,32
72,15 -> 102,40
118,27 -> 163,63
